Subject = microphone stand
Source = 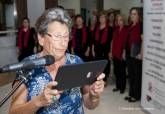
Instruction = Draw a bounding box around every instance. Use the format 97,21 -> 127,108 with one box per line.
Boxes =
0,70 -> 32,107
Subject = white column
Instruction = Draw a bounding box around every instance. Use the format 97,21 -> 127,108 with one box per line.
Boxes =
27,0 -> 45,27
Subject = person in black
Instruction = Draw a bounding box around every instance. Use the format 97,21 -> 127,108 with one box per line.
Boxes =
71,15 -> 88,61
16,17 -> 36,61
94,11 -> 113,83
107,11 -> 115,29
87,13 -> 98,61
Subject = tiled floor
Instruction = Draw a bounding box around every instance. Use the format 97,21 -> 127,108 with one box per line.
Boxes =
0,72 -> 15,86
0,78 -> 146,114
0,83 -> 12,114
84,82 -> 146,114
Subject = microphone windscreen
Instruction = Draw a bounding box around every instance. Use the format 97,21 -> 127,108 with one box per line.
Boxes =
44,55 -> 55,65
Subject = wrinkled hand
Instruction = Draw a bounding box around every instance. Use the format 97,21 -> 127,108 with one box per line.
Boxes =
89,73 -> 105,97
37,81 -> 62,107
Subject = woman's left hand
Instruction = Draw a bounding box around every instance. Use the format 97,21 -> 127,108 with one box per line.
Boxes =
136,53 -> 142,60
89,73 -> 105,97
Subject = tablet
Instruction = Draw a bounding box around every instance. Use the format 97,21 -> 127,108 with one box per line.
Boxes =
54,60 -> 108,90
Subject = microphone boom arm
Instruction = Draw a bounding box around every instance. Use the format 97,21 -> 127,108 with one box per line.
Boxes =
0,55 -> 55,107
0,70 -> 31,107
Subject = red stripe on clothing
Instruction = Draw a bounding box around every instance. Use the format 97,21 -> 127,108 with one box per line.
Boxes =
95,25 -> 108,44
18,27 -> 30,49
127,22 -> 142,52
72,26 -> 87,49
112,26 -> 128,59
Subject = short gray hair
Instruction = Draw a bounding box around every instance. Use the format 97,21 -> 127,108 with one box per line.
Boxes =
35,8 -> 72,37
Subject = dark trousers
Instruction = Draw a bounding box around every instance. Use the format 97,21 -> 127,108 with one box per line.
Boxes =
113,58 -> 126,91
95,52 -> 110,82
103,60 -> 111,82
127,56 -> 142,100
94,46 -> 110,82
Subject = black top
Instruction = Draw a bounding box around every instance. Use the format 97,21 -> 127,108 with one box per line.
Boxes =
95,26 -> 113,52
75,28 -> 83,52
16,27 -> 36,61
87,26 -> 96,48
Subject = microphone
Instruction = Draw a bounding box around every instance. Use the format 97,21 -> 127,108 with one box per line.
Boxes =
0,55 -> 55,73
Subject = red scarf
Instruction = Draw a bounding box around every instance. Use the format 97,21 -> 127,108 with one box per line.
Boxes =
128,22 -> 141,51
72,26 -> 87,49
95,25 -> 108,44
18,27 -> 30,49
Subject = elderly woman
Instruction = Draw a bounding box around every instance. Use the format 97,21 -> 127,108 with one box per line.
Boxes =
9,8 -> 105,114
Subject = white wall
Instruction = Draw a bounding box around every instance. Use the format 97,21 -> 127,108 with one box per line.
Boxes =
58,0 -> 80,14
85,0 -> 97,18
5,4 -> 14,29
0,35 -> 17,65
80,0 -> 97,24
27,0 -> 45,27
27,0 -> 143,26
87,0 -> 97,12
104,0 -> 143,18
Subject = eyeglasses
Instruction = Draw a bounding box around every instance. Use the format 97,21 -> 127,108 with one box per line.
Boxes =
46,33 -> 69,41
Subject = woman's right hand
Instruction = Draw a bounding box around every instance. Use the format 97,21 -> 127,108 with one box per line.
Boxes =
71,47 -> 75,55
108,52 -> 112,60
16,47 -> 20,56
36,81 -> 62,107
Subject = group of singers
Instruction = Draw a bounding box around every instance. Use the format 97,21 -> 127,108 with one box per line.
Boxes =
69,7 -> 143,102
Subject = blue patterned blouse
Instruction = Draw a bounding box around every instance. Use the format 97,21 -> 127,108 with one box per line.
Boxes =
15,53 -> 84,114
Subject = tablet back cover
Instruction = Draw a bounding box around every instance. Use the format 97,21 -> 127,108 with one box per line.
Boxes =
54,60 -> 107,90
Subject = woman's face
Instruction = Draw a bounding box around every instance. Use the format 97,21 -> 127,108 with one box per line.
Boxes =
22,19 -> 29,28
130,9 -> 139,23
76,17 -> 83,27
109,13 -> 115,22
99,15 -> 106,24
92,15 -> 97,24
38,21 -> 69,61
117,16 -> 124,27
